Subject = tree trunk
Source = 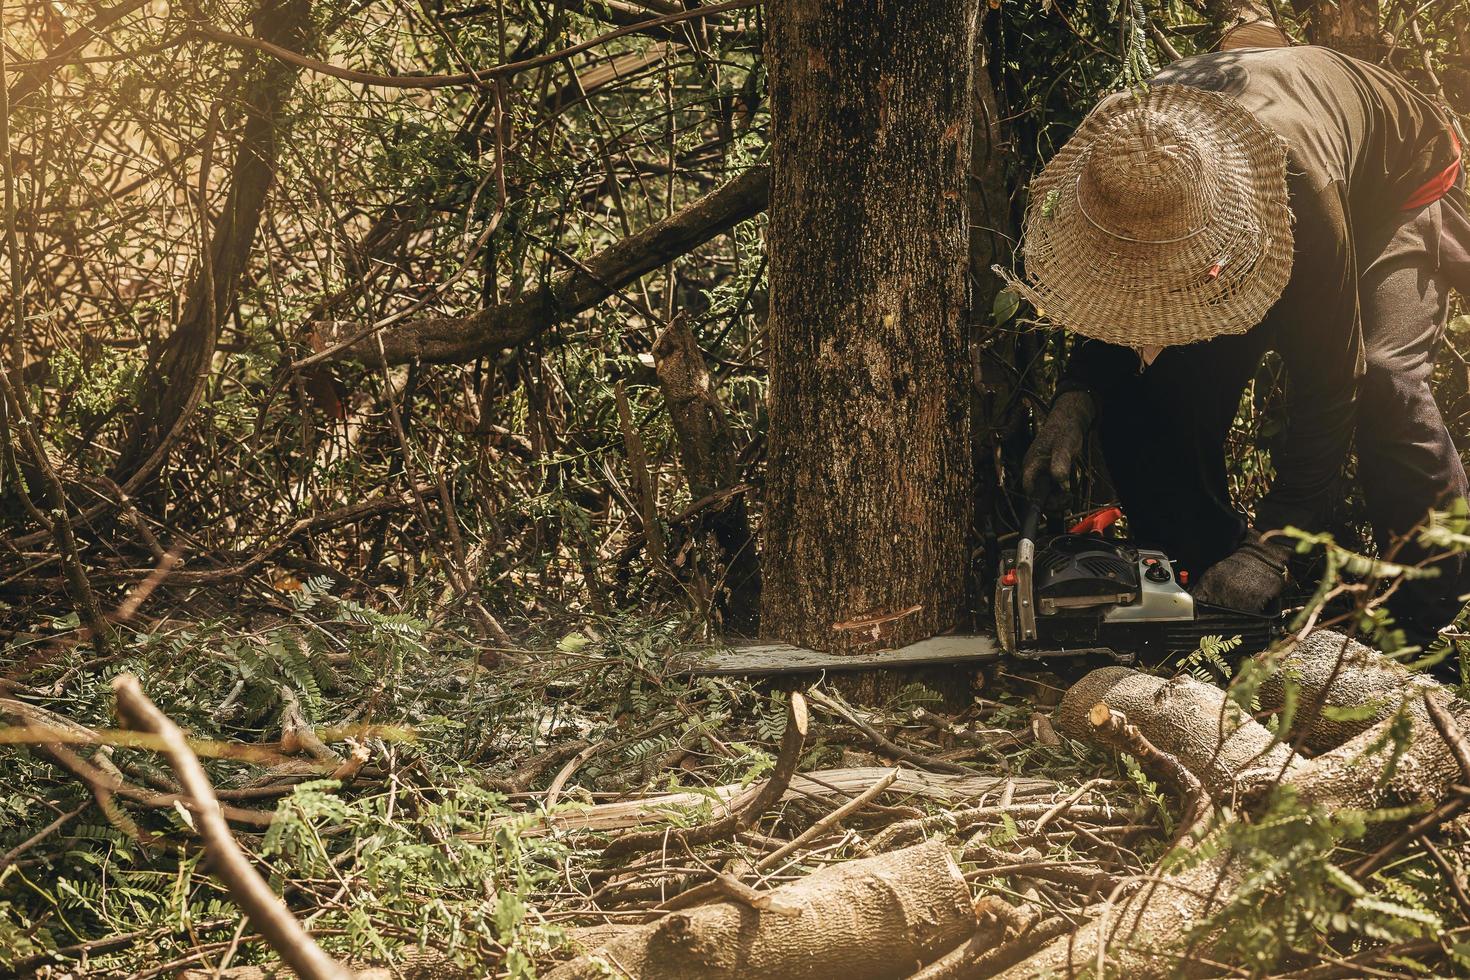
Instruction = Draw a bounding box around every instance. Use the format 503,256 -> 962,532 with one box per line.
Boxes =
968,18 -> 1020,626
761,0 -> 978,664
116,0 -> 309,483
653,318 -> 761,633
1290,0 -> 1385,60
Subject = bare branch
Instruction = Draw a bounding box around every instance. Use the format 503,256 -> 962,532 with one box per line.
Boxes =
200,0 -> 756,91
111,674 -> 355,980
313,164 -> 769,366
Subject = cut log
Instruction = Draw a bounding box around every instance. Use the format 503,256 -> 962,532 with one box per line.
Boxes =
1016,640 -> 1470,978
991,841 -> 1249,980
1258,629 -> 1440,751
1285,685 -> 1470,816
1056,665 -> 1300,797
545,838 -> 976,980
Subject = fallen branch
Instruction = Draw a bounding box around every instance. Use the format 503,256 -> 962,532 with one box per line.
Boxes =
752,766 -> 897,870
110,674 -> 354,980
657,768 -> 900,912
500,766 -> 1056,836
960,914 -> 1081,978
809,689 -> 974,775
0,698 -> 279,827
0,801 -> 88,875
962,839 -> 1125,895
906,895 -> 1042,980
1088,702 -> 1210,836
700,872 -> 802,917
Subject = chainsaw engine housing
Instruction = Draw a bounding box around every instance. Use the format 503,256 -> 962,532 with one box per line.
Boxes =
996,534 -> 1279,663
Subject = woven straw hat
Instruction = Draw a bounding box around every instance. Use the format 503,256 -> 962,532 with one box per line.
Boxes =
1008,84 -> 1294,347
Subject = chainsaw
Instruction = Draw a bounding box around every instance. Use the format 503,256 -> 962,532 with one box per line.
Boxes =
994,499 -> 1283,665
675,495 -> 1287,680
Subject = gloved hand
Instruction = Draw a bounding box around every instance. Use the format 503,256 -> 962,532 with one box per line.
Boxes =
1192,530 -> 1292,613
1022,390 -> 1095,498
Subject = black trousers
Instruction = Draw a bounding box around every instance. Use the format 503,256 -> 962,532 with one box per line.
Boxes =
1096,197 -> 1470,647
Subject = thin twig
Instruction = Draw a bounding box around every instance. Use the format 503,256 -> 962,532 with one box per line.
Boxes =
809,690 -> 972,775
0,801 -> 87,875
198,0 -> 755,90
1353,695 -> 1470,880
1421,837 -> 1470,921
657,768 -> 900,912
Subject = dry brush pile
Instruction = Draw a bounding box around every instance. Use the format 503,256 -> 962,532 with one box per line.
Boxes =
5,621 -> 1470,977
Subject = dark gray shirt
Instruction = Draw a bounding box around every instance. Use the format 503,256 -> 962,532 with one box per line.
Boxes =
1062,46 -> 1461,533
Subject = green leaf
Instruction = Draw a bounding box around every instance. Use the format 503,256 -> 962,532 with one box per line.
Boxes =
1353,896 -> 1442,928
992,287 -> 1020,326
557,632 -> 590,653
1323,864 -> 1367,899
1320,700 -> 1389,723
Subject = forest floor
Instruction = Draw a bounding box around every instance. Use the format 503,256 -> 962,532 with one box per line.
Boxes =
2,594 -> 1167,978
4,595 -> 1468,978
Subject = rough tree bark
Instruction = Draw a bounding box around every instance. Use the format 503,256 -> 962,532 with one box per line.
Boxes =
653,318 -> 760,632
546,838 -> 975,980
116,0 -> 310,482
1290,0 -> 1385,60
1258,628 -> 1442,751
1056,665 -> 1300,797
761,0 -> 978,660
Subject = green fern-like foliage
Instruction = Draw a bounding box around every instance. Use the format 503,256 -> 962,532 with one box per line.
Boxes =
1178,633 -> 1243,684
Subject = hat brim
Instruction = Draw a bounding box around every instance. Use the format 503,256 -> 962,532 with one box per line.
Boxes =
1011,85 -> 1294,348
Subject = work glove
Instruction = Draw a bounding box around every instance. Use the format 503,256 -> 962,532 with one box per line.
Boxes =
1192,530 -> 1292,613
1022,390 -> 1095,498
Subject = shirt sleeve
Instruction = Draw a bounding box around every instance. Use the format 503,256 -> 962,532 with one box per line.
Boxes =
1254,179 -> 1363,534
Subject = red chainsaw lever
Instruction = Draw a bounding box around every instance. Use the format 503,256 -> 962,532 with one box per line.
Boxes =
1069,506 -> 1124,536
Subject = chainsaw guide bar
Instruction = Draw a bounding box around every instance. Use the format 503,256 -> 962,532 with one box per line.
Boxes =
671,634 -> 1114,677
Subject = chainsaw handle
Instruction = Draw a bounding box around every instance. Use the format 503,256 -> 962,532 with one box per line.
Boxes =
1020,471 -> 1053,545
1021,500 -> 1043,546
1014,474 -> 1049,647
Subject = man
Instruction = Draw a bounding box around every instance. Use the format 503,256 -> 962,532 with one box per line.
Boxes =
1011,46 -> 1470,650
